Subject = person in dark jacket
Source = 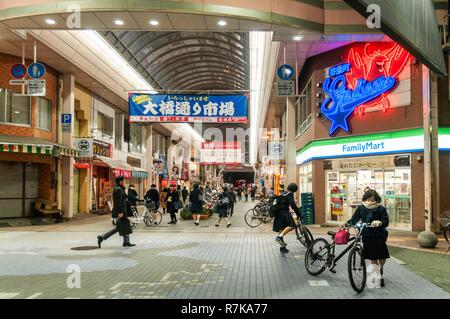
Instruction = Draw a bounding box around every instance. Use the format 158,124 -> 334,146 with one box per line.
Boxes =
167,184 -> 180,224
127,184 -> 139,208
97,176 -> 136,248
181,186 -> 189,207
243,187 -> 249,201
228,187 -> 237,217
250,187 -> 256,201
190,183 -> 204,226
347,189 -> 389,287
144,184 -> 160,209
215,187 -> 232,228
273,183 -> 301,253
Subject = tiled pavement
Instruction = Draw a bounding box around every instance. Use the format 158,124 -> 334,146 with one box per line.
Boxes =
0,201 -> 449,299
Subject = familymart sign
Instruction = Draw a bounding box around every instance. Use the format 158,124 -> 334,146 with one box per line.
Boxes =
296,128 -> 450,165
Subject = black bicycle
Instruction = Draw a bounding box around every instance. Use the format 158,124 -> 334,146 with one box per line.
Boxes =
293,214 -> 314,248
244,199 -> 273,227
304,223 -> 373,293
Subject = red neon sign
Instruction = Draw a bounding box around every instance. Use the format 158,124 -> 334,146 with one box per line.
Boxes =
345,42 -> 411,114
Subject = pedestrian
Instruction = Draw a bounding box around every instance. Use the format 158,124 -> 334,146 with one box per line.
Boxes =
237,188 -> 242,201
205,183 -> 212,195
116,211 -> 135,247
127,184 -> 139,207
97,176 -> 135,248
181,186 -> 189,207
167,184 -> 181,224
190,183 -> 204,226
144,184 -> 160,209
250,186 -> 256,202
160,187 -> 168,214
347,189 -> 389,287
243,187 -> 248,201
228,186 -> 237,217
273,183 -> 301,253
215,187 -> 232,228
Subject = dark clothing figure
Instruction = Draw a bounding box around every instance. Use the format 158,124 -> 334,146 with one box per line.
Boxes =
112,185 -> 127,218
237,188 -> 242,201
167,189 -> 180,224
250,188 -> 256,201
182,188 -> 189,202
244,188 -> 249,201
227,190 -> 236,216
127,187 -> 138,207
189,188 -> 203,214
217,191 -> 232,218
117,215 -> 132,236
144,188 -> 160,208
348,205 -> 390,260
272,192 -> 301,232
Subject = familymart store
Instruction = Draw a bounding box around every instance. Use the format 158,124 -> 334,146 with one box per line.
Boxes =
297,128 -> 450,231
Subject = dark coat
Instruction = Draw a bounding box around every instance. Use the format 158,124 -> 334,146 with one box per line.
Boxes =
112,185 -> 127,218
116,216 -> 132,236
227,191 -> 236,206
189,188 -> 203,213
182,188 -> 189,201
216,192 -> 232,214
127,188 -> 139,207
273,192 -> 301,232
144,188 -> 160,205
167,190 -> 180,213
348,205 -> 389,238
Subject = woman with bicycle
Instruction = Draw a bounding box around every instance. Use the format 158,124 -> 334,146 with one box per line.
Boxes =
273,183 -> 301,253
347,189 -> 389,287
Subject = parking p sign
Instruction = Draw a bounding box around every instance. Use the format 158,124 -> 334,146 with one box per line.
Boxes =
62,113 -> 72,133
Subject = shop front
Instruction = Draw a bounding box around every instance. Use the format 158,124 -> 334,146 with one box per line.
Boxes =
297,128 -> 450,231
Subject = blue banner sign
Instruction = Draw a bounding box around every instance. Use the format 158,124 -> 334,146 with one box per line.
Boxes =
129,94 -> 248,123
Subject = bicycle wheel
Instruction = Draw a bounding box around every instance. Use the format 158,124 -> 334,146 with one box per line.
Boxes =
298,225 -> 314,248
305,238 -> 330,276
244,209 -> 261,227
348,245 -> 367,293
444,225 -> 450,242
129,219 -> 137,230
144,211 -> 162,227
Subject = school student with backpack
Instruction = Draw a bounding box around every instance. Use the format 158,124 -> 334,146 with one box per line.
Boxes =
271,183 -> 301,253
215,187 -> 232,228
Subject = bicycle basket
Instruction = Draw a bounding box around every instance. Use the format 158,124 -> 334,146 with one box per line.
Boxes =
438,211 -> 450,227
145,200 -> 157,210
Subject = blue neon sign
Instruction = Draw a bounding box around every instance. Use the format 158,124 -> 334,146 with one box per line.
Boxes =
320,64 -> 397,136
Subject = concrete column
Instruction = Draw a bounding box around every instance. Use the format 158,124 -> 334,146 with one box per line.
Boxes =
423,67 -> 440,232
61,73 -> 75,219
285,98 -> 297,188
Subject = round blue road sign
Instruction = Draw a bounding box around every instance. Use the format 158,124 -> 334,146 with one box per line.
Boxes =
28,62 -> 46,79
277,64 -> 295,81
10,63 -> 27,79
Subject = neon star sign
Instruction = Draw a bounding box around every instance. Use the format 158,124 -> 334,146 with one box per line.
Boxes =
321,43 -> 411,136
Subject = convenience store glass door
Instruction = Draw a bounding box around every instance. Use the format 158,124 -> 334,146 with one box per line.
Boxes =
384,169 -> 411,229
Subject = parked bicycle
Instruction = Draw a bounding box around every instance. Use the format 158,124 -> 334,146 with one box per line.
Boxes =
304,222 -> 373,293
244,199 -> 272,227
129,199 -> 162,229
438,211 -> 450,242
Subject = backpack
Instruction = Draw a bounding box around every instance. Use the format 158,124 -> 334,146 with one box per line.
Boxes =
269,194 -> 289,217
218,195 -> 230,207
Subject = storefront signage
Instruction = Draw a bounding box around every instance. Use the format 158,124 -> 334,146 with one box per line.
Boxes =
297,128 -> 450,165
73,137 -> 93,158
129,94 -> 248,123
93,140 -> 112,157
200,142 -> 242,165
268,142 -> 285,160
27,79 -> 46,96
61,114 -> 72,133
323,156 -> 406,171
321,43 -> 411,136
127,156 -> 141,168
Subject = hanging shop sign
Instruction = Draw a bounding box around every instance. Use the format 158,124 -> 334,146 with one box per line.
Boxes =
73,137 -> 93,158
321,42 -> 411,136
93,140 -> 112,157
268,141 -> 285,160
297,128 -> 450,165
200,142 -> 242,165
129,94 -> 248,123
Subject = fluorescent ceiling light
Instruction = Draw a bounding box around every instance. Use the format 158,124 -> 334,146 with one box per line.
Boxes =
217,20 -> 227,26
45,18 -> 56,25
149,20 -> 159,26
293,35 -> 304,41
114,19 -> 124,26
